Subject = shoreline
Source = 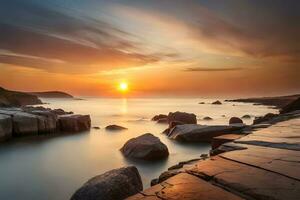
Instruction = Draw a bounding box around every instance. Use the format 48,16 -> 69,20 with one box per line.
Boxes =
127,110 -> 300,199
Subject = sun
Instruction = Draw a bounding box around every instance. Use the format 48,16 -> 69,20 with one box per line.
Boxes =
118,82 -> 128,92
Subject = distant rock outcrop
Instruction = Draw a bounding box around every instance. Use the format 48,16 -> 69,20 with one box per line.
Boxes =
152,114 -> 168,121
121,133 -> 169,160
212,100 -> 222,105
71,166 -> 143,200
0,87 -> 42,107
29,91 -> 73,98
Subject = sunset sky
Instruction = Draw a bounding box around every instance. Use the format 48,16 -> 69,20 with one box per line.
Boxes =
0,0 -> 299,97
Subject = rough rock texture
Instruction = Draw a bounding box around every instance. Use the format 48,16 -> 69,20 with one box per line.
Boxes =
211,134 -> 245,150
12,112 -> 39,136
127,173 -> 243,200
129,115 -> 300,200
212,100 -> 222,105
167,111 -> 197,125
121,133 -> 169,160
71,166 -> 143,200
280,97 -> 300,114
0,87 -> 42,107
229,117 -> 243,124
166,124 -> 244,142
0,114 -> 12,141
151,114 -> 168,121
58,114 -> 91,132
105,124 -> 127,131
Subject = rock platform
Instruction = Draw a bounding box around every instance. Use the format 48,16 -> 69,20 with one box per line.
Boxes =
127,116 -> 300,200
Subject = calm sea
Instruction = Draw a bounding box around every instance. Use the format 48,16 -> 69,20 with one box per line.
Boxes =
0,97 -> 276,200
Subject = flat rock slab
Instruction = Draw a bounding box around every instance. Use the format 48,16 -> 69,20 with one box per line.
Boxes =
126,173 -> 243,200
212,134 -> 245,150
188,156 -> 300,200
220,144 -> 300,181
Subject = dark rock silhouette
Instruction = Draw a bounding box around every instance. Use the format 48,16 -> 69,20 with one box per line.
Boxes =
229,117 -> 243,124
105,124 -> 127,131
280,97 -> 300,114
71,166 -> 142,200
212,100 -> 222,105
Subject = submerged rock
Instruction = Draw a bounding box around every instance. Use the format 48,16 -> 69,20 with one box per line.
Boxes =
105,124 -> 127,131
168,111 -> 197,125
242,114 -> 251,119
212,100 -> 222,105
229,117 -> 243,124
120,133 -> 169,160
203,116 -> 213,120
71,166 -> 143,200
166,124 -> 244,142
58,114 -> 91,132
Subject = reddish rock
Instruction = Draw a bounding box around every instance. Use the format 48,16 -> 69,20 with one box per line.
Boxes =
152,114 -> 167,121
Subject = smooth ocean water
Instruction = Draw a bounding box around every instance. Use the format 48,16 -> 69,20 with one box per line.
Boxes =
0,97 -> 276,200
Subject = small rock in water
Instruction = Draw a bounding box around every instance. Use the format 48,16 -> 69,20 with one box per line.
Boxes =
203,116 -> 213,120
229,117 -> 243,124
152,114 -> 168,121
93,126 -> 100,129
71,166 -> 143,200
212,100 -> 222,105
198,102 -> 205,104
105,124 -> 127,131
242,114 -> 251,119
120,133 -> 169,160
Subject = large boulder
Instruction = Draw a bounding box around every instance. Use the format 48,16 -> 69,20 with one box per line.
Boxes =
12,112 -> 39,136
58,114 -> 91,132
0,114 -> 12,141
71,166 -> 143,200
166,124 -> 244,142
229,117 -> 243,124
280,97 -> 300,114
167,111 -> 197,125
253,113 -> 278,124
120,133 -> 169,160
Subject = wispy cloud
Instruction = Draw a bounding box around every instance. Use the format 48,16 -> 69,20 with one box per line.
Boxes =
184,67 -> 243,72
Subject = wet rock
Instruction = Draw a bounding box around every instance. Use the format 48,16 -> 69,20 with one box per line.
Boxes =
212,100 -> 222,105
242,114 -> 251,119
105,124 -> 127,131
157,118 -> 168,124
152,114 -> 168,121
93,126 -> 100,129
168,111 -> 197,125
166,124 -> 244,142
30,110 -> 57,133
169,120 -> 184,129
229,117 -> 243,124
203,116 -> 213,120
211,134 -> 245,150
0,114 -> 12,141
58,114 -> 91,132
121,133 -> 169,160
253,113 -> 278,124
12,112 -> 39,136
71,166 -> 143,200
198,102 -> 205,104
280,97 -> 300,114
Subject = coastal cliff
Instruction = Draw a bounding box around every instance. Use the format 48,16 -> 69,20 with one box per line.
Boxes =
29,91 -> 74,98
0,87 -> 42,107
